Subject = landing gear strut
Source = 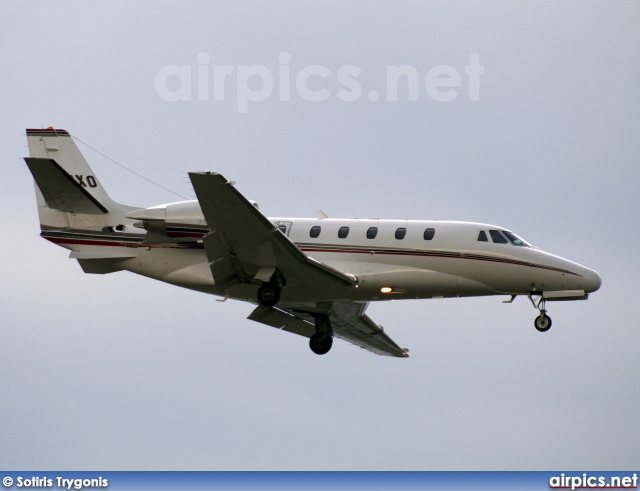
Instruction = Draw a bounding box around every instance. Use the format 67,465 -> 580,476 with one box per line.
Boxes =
309,315 -> 333,355
528,293 -> 552,332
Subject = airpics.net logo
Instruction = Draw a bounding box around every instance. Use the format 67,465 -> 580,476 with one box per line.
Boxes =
155,52 -> 484,113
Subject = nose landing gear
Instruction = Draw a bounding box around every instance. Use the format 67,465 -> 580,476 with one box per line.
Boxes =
528,293 -> 552,332
534,312 -> 552,332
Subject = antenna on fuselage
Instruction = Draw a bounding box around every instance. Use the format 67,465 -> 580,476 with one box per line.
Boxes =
316,209 -> 328,219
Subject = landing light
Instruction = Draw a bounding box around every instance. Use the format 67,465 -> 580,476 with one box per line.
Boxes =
380,287 -> 393,294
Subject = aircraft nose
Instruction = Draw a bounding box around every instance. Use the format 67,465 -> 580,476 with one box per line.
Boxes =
583,268 -> 602,293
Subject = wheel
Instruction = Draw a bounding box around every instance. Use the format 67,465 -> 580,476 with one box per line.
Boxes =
309,333 -> 333,355
534,314 -> 552,332
257,283 -> 280,307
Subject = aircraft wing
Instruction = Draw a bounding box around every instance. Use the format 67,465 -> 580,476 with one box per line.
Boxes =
248,301 -> 409,358
188,172 -> 357,290
189,172 -> 407,358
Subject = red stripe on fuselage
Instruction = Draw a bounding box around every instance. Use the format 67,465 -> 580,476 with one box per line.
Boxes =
299,247 -> 581,277
41,233 -> 581,277
44,236 -> 202,249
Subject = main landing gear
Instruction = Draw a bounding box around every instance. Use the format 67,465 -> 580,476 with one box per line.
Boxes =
309,315 -> 333,355
254,274 -> 333,355
257,282 -> 281,307
256,271 -> 285,308
528,293 -> 552,332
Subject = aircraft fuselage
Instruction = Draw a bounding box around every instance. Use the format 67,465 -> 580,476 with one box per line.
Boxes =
55,201 -> 601,305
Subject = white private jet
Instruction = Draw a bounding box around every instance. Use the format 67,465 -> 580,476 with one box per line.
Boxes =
24,128 -> 602,357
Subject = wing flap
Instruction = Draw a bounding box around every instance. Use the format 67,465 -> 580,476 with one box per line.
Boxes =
329,302 -> 409,357
249,301 -> 409,358
248,305 -> 316,338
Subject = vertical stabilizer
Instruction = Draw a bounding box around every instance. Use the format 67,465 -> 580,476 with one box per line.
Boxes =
24,128 -> 139,231
24,128 -> 145,273
27,128 -> 115,211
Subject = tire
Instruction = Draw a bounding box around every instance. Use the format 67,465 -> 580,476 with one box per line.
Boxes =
257,283 -> 280,307
534,314 -> 552,332
309,333 -> 333,355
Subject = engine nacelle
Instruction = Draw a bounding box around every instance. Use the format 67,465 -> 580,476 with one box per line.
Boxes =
125,199 -> 259,238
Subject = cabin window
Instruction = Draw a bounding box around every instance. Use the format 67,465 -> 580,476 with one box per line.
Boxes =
310,226 -> 321,238
338,226 -> 350,239
502,230 -> 531,247
477,230 -> 488,242
366,227 -> 378,239
277,225 -> 287,234
489,230 -> 508,244
423,228 -> 435,240
395,227 -> 407,240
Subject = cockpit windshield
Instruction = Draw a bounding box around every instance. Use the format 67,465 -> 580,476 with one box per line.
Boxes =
502,230 -> 531,247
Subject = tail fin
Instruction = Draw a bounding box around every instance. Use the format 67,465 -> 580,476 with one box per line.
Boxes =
24,128 -> 139,230
24,128 -> 145,274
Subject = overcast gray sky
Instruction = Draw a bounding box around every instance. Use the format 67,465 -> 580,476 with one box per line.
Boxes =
1,1 -> 638,470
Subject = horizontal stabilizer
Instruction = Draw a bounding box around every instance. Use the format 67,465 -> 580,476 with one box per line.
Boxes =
76,258 -> 126,274
69,250 -> 138,259
71,250 -> 136,275
24,157 -> 108,214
